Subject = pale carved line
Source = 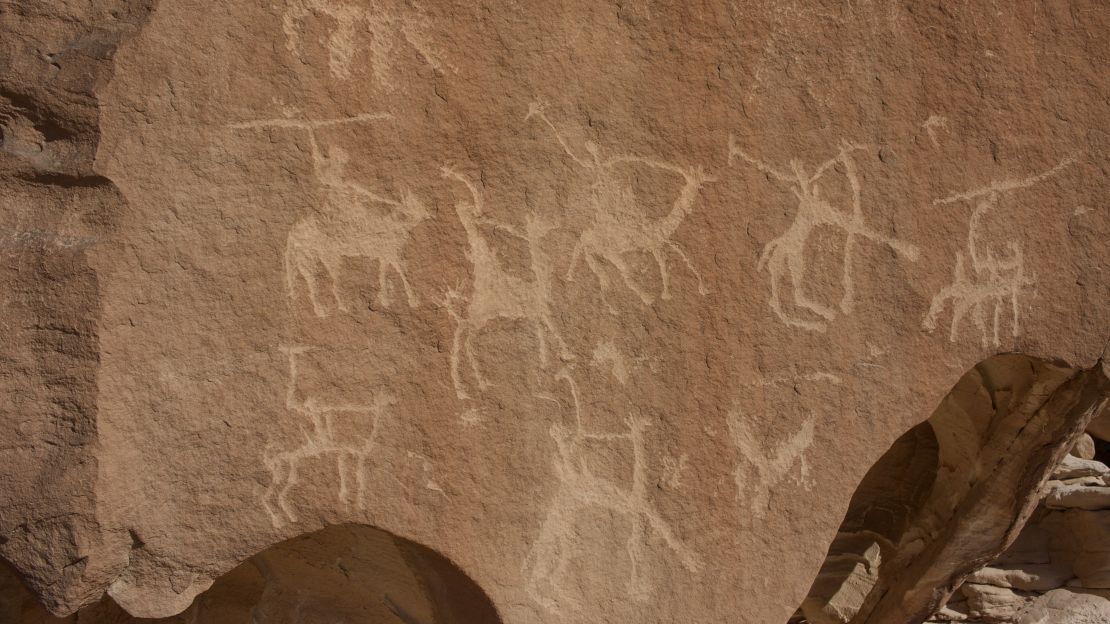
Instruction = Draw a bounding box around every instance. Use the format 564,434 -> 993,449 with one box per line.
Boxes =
261,346 -> 395,527
924,157 -> 1075,348
728,408 -> 816,518
921,115 -> 949,149
729,136 -> 920,332
523,369 -> 702,612
282,0 -> 452,87
527,102 -> 712,312
440,167 -> 572,400
231,114 -> 429,316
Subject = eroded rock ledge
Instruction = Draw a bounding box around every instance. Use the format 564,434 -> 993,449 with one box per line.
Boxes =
796,355 -> 1110,624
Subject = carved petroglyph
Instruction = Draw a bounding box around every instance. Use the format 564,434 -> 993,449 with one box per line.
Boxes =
282,0 -> 450,87
591,341 -> 629,385
751,370 -> 842,388
729,137 -> 920,331
921,115 -> 949,148
590,340 -> 658,385
524,370 -> 702,611
728,409 -> 816,518
441,167 -> 572,399
660,454 -> 689,490
924,158 -> 1074,348
231,114 -> 429,316
527,103 -> 712,310
262,346 -> 395,526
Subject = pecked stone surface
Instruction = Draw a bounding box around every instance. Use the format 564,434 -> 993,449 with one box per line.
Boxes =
2,1 -> 1110,622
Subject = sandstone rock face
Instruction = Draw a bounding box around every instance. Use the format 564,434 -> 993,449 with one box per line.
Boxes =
919,440 -> 1110,622
2,2 -> 1110,623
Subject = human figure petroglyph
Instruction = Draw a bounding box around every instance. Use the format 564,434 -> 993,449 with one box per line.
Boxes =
524,369 -> 703,611
262,346 -> 394,526
441,167 -> 572,399
527,103 -> 712,311
924,158 -> 1074,348
727,408 -> 815,518
729,136 -> 920,331
282,0 -> 450,87
230,114 -> 429,316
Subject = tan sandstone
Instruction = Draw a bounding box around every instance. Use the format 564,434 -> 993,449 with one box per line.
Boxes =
2,2 -> 1110,623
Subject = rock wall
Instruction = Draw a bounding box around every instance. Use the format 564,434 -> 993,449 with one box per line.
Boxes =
798,355 -> 1110,624
2,2 -> 1109,623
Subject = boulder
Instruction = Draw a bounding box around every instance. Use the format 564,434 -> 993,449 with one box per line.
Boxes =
966,564 -> 1072,593
1017,588 -> 1110,624
1052,456 -> 1110,481
1071,434 -> 1097,461
961,583 -> 1034,622
1044,485 -> 1110,511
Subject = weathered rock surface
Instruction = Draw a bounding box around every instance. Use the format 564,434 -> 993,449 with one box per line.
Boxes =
920,449 -> 1110,622
3,1 -> 1110,623
1017,588 -> 1110,624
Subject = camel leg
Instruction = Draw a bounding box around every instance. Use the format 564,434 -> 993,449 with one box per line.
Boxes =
321,257 -> 349,313
336,452 -> 351,509
992,298 -> 1003,348
565,240 -> 584,282
377,262 -> 392,309
542,312 -> 573,361
585,253 -> 618,314
450,321 -> 470,400
354,450 -> 369,509
524,504 -> 569,612
277,457 -> 300,523
394,263 -> 419,307
295,259 -> 329,318
626,513 -> 651,601
667,241 -> 708,295
534,319 -> 550,365
465,328 -> 490,389
608,253 -> 654,306
651,247 -> 671,300
840,232 -> 857,314
262,456 -> 288,526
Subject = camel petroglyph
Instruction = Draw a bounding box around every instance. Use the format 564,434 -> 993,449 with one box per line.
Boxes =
524,369 -> 702,611
527,102 -> 712,311
924,157 -> 1074,348
262,346 -> 395,526
231,114 -> 429,316
729,136 -> 920,331
441,167 -> 572,399
282,0 -> 450,87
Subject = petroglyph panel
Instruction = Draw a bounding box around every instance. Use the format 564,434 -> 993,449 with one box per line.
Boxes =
13,1 -> 1109,623
925,158 -> 1075,348
528,103 -> 712,311
442,167 -> 571,399
524,370 -> 702,612
729,137 -> 919,331
282,0 -> 451,87
230,114 -> 429,316
262,346 -> 396,525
